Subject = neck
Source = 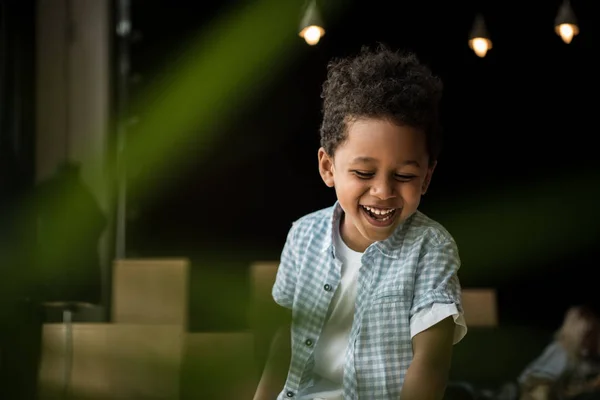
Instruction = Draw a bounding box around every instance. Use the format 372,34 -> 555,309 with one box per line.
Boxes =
339,213 -> 370,252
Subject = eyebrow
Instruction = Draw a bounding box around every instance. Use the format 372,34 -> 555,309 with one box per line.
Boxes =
349,157 -> 421,168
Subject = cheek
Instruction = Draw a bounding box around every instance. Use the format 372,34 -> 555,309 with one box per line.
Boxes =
399,182 -> 424,201
339,178 -> 369,195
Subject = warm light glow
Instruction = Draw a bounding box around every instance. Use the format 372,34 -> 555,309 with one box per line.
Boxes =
299,25 -> 325,45
555,23 -> 579,44
469,37 -> 492,58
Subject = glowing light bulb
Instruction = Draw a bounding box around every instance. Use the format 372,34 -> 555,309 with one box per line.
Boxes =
469,37 -> 492,58
556,23 -> 578,44
468,14 -> 492,58
300,25 -> 324,46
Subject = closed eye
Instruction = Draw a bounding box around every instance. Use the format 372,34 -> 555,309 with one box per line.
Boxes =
395,174 -> 416,182
352,170 -> 374,179
353,171 -> 416,181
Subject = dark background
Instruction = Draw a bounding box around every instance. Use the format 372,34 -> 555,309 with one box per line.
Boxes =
126,0 -> 600,330
2,0 -> 599,332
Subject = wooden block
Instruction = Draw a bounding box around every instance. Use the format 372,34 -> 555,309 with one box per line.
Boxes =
248,261 -> 278,304
180,332 -> 258,400
112,258 -> 189,326
38,323 -> 184,400
461,288 -> 498,327
247,261 -> 282,329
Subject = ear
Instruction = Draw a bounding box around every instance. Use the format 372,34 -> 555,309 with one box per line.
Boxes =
318,147 -> 335,188
421,161 -> 437,195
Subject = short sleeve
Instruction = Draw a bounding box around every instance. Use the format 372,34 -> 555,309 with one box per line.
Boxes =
272,222 -> 299,310
411,238 -> 462,319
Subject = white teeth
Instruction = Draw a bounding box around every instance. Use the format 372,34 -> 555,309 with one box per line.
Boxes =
362,205 -> 395,215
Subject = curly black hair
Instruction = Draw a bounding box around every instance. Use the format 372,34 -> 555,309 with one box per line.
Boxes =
320,44 -> 443,165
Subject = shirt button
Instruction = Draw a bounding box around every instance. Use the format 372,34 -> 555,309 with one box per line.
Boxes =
324,284 -> 332,291
305,338 -> 313,347
286,391 -> 295,397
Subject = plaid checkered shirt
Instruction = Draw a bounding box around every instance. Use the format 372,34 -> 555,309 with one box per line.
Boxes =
273,202 -> 464,399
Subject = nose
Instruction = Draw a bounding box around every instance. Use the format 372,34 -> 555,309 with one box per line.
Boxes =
370,176 -> 396,200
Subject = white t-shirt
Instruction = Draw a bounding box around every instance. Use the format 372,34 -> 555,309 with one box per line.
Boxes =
298,221 -> 467,400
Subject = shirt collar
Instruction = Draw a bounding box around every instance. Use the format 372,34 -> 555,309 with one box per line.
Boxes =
319,201 -> 342,253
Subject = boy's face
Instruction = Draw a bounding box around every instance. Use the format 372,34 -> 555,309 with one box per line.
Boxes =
318,118 -> 435,252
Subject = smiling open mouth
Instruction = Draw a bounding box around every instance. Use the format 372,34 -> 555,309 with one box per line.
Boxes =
360,205 -> 397,226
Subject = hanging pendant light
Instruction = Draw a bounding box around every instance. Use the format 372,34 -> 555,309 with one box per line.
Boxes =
468,14 -> 492,58
555,0 -> 579,44
299,0 -> 325,46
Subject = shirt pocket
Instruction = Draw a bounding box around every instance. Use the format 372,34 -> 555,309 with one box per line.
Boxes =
371,287 -> 412,305
365,288 -> 411,345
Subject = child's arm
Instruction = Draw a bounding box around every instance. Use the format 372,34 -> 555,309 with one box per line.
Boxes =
253,316 -> 292,400
401,316 -> 455,400
253,222 -> 298,399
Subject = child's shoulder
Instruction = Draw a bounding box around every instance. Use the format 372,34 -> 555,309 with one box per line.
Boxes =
291,205 -> 334,234
407,210 -> 456,247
